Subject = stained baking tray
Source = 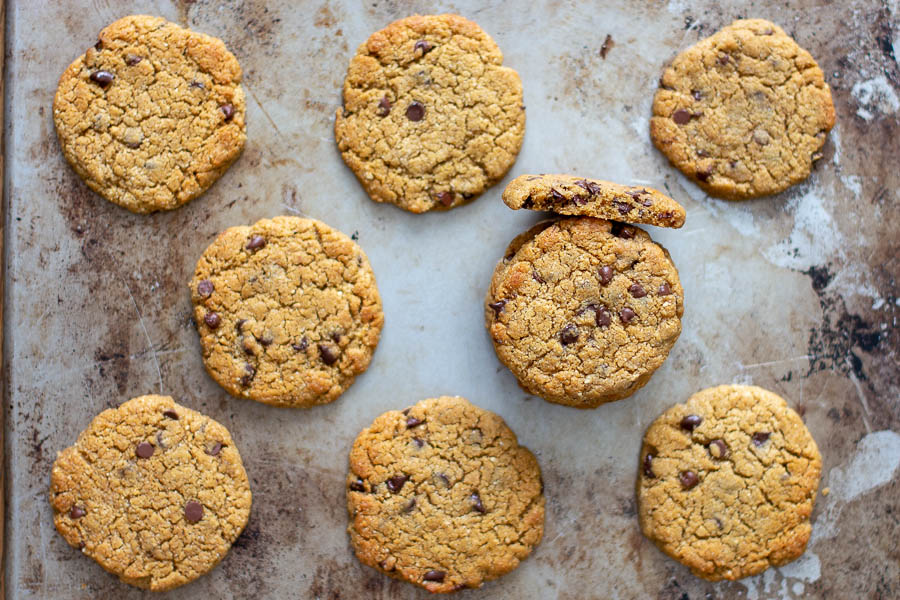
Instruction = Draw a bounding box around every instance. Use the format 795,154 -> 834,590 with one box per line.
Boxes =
2,1 -> 899,598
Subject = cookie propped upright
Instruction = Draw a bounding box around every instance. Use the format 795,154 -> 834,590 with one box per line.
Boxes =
502,174 -> 685,228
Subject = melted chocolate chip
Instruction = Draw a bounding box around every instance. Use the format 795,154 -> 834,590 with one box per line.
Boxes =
550,188 -> 566,203
599,265 -> 614,285
436,473 -> 450,488
125,54 -> 142,66
69,505 -> 86,519
136,441 -> 155,459
184,501 -> 204,523
717,54 -> 730,65
595,306 -> 611,327
708,439 -> 729,459
406,416 -> 424,428
471,492 -> 486,513
752,432 -> 771,446
559,324 -> 579,345
611,223 -> 635,239
629,283 -> 647,298
423,570 -> 445,583
204,312 -> 221,329
657,283 -> 673,296
189,80 -> 205,89
680,414 -> 702,431
163,409 -> 179,420
350,478 -> 365,492
89,70 -> 115,87
614,201 -> 632,215
197,279 -> 214,298
679,470 -> 699,489
377,96 -> 391,117
532,270 -> 545,284
386,474 -> 409,493
240,364 -> 255,387
206,442 -> 223,456
695,167 -> 713,182
436,191 -> 454,206
94,39 -> 103,50
414,40 -> 434,54
619,307 -> 636,324
220,104 -> 235,121
404,497 -> 417,513
292,336 -> 309,352
258,335 -> 273,347
642,453 -> 655,478
488,299 -> 507,315
412,437 -> 425,449
406,101 -> 425,121
691,89 -> 703,100
246,235 -> 266,251
672,108 -> 692,124
319,344 -> 339,366
575,179 -> 603,195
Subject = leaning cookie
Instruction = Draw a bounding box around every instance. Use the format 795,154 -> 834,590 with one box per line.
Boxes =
53,15 -> 246,213
347,396 -> 545,593
650,19 -> 835,199
335,14 -> 525,213
191,216 -> 384,408
637,385 -> 822,580
486,217 -> 683,407
50,395 -> 251,591
503,174 -> 685,228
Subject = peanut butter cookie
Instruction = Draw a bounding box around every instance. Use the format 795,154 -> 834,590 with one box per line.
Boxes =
53,15 -> 246,213
650,19 -> 835,199
50,395 -> 251,591
347,396 -> 545,593
334,14 -> 525,213
637,385 -> 822,580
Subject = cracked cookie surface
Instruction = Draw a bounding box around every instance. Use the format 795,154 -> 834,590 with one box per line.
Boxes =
53,15 -> 246,213
650,19 -> 834,200
637,385 -> 822,581
334,14 -> 524,213
486,217 -> 683,408
191,216 -> 383,408
503,174 -> 686,228
347,396 -> 544,593
49,395 -> 251,591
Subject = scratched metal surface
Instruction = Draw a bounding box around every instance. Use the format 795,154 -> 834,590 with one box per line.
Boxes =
3,0 -> 899,598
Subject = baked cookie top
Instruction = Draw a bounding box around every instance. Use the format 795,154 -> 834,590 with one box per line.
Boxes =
650,19 -> 835,200
334,14 -> 525,213
191,216 -> 384,408
503,174 -> 686,228
486,217 -> 683,408
49,395 -> 252,591
347,396 -> 545,593
637,385 -> 822,581
53,15 -> 246,213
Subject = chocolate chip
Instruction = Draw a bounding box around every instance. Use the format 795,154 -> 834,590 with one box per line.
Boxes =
642,453 -> 655,478
258,335 -> 273,347
163,409 -> 179,420
240,364 -> 255,387
386,474 -> 409,493
691,89 -> 703,100
125,54 -> 142,66
629,283 -> 647,298
672,108 -> 692,124
69,505 -> 86,519
206,442 -> 223,456
403,497 -> 417,513
611,223 -> 635,239
136,441 -> 154,459
246,235 -> 266,251
708,439 -> 729,459
350,478 -> 365,492
470,492 -> 486,513
423,570 -> 445,583
575,179 -> 602,195
89,70 -> 115,87
189,80 -> 205,89
619,307 -> 636,324
330,330 -> 343,343
184,501 -> 204,523
204,312 -> 221,329
532,270 -> 545,284
406,101 -> 425,121
319,344 -> 339,366
695,166 -> 713,182
752,432 -> 771,446
436,191 -> 453,206
488,299 -> 507,315
235,319 -> 247,332
680,414 -> 702,431
436,473 -> 450,487
679,470 -> 699,490
377,95 -> 391,117
595,306 -> 611,327
94,39 -> 103,50
657,283 -> 673,296
413,437 -> 424,448
559,324 -> 579,345
197,279 -> 214,298
614,201 -> 632,215
414,40 -> 434,54
292,336 -> 309,352
406,416 -> 424,428
220,104 -> 235,121
550,188 -> 566,203
717,54 -> 730,65
598,265 -> 614,285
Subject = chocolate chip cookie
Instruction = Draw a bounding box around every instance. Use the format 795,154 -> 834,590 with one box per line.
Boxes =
347,396 -> 545,593
650,19 -> 835,200
50,395 -> 251,591
191,216 -> 384,407
486,217 -> 684,408
637,385 -> 822,581
334,14 -> 525,213
54,15 -> 246,213
503,174 -> 686,228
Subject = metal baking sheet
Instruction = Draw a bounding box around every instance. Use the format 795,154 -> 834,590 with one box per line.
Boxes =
3,1 -> 898,598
